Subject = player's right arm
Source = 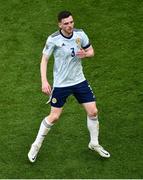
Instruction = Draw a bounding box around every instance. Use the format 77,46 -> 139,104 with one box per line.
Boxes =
41,36 -> 55,95
40,54 -> 52,95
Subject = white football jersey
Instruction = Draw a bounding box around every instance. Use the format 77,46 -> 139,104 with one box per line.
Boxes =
42,29 -> 91,87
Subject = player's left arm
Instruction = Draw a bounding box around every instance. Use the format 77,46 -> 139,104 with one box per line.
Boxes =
76,45 -> 94,59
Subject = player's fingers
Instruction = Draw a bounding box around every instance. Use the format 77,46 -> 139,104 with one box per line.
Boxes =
76,51 -> 84,56
48,85 -> 52,94
42,87 -> 50,95
76,50 -> 86,58
76,51 -> 81,55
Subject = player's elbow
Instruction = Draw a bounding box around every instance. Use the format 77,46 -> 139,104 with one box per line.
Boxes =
90,49 -> 95,57
41,55 -> 48,65
89,46 -> 95,57
92,49 -> 95,57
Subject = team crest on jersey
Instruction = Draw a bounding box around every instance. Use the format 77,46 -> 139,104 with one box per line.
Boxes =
76,38 -> 81,45
52,98 -> 57,104
76,38 -> 81,48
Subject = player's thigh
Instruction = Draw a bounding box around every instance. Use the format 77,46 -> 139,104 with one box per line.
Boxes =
82,102 -> 98,117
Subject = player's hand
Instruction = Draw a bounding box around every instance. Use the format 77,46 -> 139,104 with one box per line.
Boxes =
42,81 -> 52,95
76,49 -> 86,59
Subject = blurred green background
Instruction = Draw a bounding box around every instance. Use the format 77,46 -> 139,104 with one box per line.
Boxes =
0,0 -> 143,178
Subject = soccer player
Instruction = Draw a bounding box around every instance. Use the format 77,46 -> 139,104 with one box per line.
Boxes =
28,10 -> 110,162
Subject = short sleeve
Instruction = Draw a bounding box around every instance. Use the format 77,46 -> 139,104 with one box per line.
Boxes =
81,31 -> 91,49
42,36 -> 55,58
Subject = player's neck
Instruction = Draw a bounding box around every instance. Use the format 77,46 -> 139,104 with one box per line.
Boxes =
60,29 -> 73,38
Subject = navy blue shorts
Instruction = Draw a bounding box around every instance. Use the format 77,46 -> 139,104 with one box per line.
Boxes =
50,80 -> 96,108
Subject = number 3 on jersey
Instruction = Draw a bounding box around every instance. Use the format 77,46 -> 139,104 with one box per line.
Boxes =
70,48 -> 75,57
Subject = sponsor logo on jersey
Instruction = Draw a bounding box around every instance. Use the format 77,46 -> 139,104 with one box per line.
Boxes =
62,43 -> 66,46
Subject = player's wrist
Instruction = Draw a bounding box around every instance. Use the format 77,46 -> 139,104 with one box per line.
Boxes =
42,79 -> 48,84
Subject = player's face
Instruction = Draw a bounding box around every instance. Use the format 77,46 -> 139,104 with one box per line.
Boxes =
59,16 -> 74,36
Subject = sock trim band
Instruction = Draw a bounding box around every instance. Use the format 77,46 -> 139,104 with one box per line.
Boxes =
42,119 -> 52,129
88,116 -> 98,121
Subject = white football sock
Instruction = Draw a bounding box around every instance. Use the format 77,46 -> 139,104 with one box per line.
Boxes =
33,117 -> 53,148
87,116 -> 99,146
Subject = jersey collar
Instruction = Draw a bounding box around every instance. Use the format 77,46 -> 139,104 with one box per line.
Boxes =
59,30 -> 73,39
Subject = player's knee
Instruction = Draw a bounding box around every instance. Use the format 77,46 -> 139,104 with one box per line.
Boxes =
87,108 -> 98,118
52,113 -> 60,122
48,113 -> 60,123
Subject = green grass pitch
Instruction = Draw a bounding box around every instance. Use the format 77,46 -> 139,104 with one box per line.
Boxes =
0,0 -> 143,178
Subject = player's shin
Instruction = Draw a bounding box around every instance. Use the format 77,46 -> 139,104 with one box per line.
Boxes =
87,115 -> 99,146
33,117 -> 53,148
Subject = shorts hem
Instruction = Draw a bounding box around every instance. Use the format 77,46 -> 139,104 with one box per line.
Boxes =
50,104 -> 64,108
79,100 -> 96,104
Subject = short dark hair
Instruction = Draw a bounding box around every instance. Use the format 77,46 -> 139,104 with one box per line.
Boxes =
57,10 -> 72,22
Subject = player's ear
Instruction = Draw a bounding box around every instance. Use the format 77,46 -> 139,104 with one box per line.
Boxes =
58,22 -> 62,29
